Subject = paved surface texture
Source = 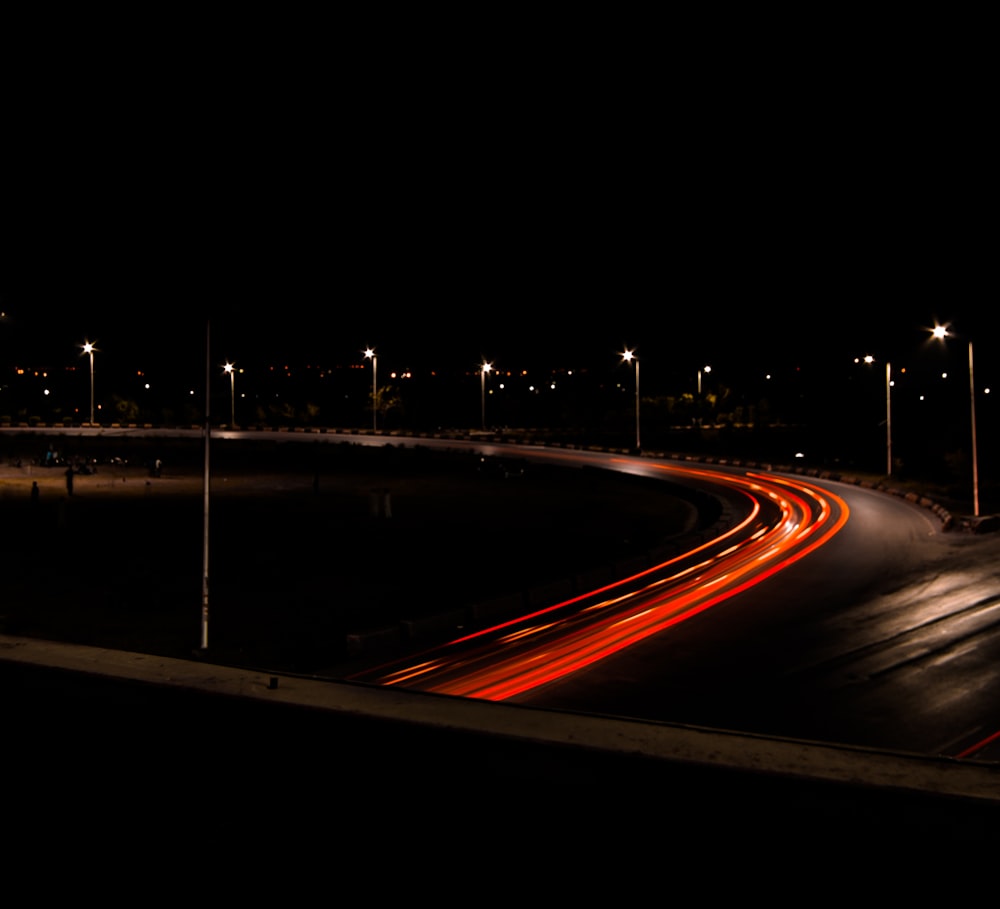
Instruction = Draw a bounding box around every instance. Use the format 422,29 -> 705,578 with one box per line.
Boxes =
4,434 -> 998,861
3,633 -> 998,846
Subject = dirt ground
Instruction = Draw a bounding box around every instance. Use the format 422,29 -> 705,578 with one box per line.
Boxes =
0,438 -> 698,674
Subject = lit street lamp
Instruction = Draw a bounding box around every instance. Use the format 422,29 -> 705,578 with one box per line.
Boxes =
364,347 -> 377,432
80,340 -> 97,425
201,320 -> 210,650
857,355 -> 893,476
697,364 -> 711,395
932,324 -> 979,516
885,360 -> 892,476
620,348 -> 640,451
481,361 -> 492,430
223,361 -> 236,427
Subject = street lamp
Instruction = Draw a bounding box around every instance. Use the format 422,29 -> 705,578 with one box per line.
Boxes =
932,324 -> 979,517
223,361 -> 236,427
858,355 -> 893,476
620,348 -> 640,451
481,361 -> 492,431
364,347 -> 377,432
885,360 -> 892,477
80,340 -> 97,425
201,320 -> 211,650
696,365 -> 712,427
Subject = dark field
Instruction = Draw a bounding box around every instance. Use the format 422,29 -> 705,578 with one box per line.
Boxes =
0,437 -> 708,674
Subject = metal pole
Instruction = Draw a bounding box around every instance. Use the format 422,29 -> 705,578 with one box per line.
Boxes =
230,369 -> 235,427
969,341 -> 979,517
201,320 -> 210,650
481,367 -> 486,431
886,361 -> 892,476
89,350 -> 94,426
634,359 -> 641,450
372,355 -> 377,433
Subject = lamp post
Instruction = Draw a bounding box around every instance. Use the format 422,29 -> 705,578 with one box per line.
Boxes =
885,360 -> 893,476
620,348 -> 640,451
697,365 -> 711,428
80,340 -> 96,425
932,325 -> 979,517
223,361 -> 236,427
859,354 -> 893,476
201,320 -> 211,651
481,361 -> 492,431
364,347 -> 377,432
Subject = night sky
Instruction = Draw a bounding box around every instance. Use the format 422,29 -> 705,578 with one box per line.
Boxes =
1,246 -> 988,390
2,26 -> 994,386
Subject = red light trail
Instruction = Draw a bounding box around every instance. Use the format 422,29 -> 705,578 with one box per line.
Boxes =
349,463 -> 850,701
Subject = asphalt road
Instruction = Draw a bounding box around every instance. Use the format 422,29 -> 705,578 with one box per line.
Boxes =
518,476 -> 1000,761
4,425 -> 999,763
3,426 -> 999,856
326,439 -> 1000,762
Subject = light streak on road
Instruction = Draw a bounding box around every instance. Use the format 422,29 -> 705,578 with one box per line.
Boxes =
957,728 -> 1000,760
349,463 -> 850,701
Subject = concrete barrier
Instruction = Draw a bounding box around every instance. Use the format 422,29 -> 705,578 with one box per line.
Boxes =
470,593 -> 526,624
401,609 -> 468,640
526,578 -> 575,607
346,625 -> 401,655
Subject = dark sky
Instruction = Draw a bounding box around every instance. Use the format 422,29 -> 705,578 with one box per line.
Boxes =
2,29 -> 994,382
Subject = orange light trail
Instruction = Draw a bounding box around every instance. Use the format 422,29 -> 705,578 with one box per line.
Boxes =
351,464 -> 850,701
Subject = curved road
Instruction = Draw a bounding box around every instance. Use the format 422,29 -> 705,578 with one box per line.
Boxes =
4,425 -> 1000,763
348,441 -> 1000,763
347,461 -> 850,699
521,471 -> 1000,762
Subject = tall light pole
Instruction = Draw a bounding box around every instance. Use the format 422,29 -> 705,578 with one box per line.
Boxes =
620,348 -> 640,451
932,324 -> 979,517
201,320 -> 211,650
697,365 -> 711,427
80,340 -> 97,425
481,361 -> 492,430
969,340 -> 979,517
364,347 -> 377,432
885,360 -> 893,476
223,361 -> 236,427
859,354 -> 893,476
